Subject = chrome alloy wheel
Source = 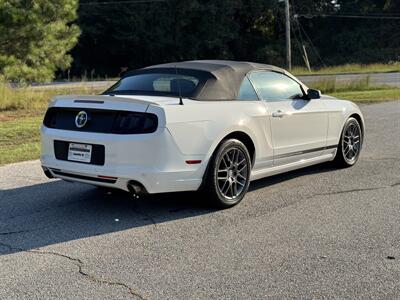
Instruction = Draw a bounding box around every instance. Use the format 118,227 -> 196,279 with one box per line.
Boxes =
342,121 -> 361,164
216,147 -> 249,199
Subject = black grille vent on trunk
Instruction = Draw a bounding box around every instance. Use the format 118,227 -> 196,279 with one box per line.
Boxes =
43,107 -> 158,134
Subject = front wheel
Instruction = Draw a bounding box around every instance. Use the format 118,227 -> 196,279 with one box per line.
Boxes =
334,117 -> 363,167
202,139 -> 252,208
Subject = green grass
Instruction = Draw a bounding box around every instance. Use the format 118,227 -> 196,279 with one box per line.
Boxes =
0,83 -> 103,165
306,75 -> 400,101
307,75 -> 389,93
0,82 -> 104,112
331,89 -> 400,103
292,62 -> 400,76
0,115 -> 42,165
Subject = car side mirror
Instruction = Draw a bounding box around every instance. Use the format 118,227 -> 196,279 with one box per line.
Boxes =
307,89 -> 321,100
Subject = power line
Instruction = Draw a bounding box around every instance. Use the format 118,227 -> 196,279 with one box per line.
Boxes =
296,13 -> 400,20
80,0 -> 168,6
290,0 -> 307,68
295,18 -> 326,67
290,0 -> 325,68
327,12 -> 400,16
291,22 -> 308,68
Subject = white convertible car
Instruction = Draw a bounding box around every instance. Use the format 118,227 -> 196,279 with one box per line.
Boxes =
41,60 -> 364,207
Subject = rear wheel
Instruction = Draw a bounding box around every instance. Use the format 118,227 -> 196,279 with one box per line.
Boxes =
334,117 -> 363,167
202,139 -> 251,208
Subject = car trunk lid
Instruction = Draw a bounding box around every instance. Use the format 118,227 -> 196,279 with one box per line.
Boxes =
51,94 -> 157,112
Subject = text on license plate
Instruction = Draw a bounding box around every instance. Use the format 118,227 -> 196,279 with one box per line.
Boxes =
67,143 -> 92,163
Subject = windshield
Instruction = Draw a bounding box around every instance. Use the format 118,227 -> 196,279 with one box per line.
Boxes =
104,71 -> 205,97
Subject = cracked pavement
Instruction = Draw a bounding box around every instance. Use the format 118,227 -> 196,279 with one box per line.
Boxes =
0,101 -> 399,299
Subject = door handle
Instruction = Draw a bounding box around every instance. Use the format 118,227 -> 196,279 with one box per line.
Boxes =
272,110 -> 284,118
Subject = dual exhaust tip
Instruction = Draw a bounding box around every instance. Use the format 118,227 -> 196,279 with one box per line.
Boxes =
43,166 -> 145,196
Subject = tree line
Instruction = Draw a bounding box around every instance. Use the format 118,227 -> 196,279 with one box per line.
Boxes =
0,0 -> 399,82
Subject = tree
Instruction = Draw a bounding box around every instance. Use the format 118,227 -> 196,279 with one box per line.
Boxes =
71,0 -> 285,77
291,0 -> 400,66
0,0 -> 80,82
71,0 -> 398,76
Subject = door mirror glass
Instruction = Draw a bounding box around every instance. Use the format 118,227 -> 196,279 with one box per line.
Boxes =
307,89 -> 321,100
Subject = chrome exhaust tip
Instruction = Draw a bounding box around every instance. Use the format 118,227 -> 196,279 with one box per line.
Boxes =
42,166 -> 54,179
127,181 -> 145,197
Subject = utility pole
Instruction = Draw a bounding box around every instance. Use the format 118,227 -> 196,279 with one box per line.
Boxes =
284,0 -> 291,71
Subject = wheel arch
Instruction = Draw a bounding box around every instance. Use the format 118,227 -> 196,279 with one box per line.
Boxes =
349,113 -> 364,136
221,131 -> 256,166
199,130 -> 256,191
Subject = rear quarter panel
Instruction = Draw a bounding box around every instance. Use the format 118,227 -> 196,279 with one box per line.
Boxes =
162,100 -> 273,169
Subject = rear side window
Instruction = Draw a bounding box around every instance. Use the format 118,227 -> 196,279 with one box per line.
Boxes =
249,71 -> 304,101
153,75 -> 199,93
237,76 -> 259,100
105,72 -> 202,97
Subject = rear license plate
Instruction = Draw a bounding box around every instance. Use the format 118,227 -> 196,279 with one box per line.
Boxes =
67,143 -> 92,163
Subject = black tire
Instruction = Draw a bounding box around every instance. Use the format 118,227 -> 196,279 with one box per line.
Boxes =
334,117 -> 363,167
201,139 -> 252,208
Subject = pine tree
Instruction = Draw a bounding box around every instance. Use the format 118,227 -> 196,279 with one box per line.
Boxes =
0,0 -> 80,82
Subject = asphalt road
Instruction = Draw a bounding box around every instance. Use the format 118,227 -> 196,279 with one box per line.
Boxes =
299,72 -> 400,88
0,101 -> 399,299
29,72 -> 400,90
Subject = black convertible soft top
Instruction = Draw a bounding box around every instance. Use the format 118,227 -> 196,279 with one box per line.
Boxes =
143,60 -> 288,100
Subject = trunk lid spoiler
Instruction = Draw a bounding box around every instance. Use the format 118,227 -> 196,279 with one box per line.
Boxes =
50,94 -> 160,113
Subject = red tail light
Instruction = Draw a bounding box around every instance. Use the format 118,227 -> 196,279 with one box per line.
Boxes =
185,160 -> 202,164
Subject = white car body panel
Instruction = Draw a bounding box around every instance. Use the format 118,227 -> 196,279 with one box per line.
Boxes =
266,98 -> 328,165
41,80 -> 364,195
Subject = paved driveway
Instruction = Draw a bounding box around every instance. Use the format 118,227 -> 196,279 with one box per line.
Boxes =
0,101 -> 399,299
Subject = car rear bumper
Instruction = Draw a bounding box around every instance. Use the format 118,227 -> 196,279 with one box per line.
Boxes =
41,126 -> 206,193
